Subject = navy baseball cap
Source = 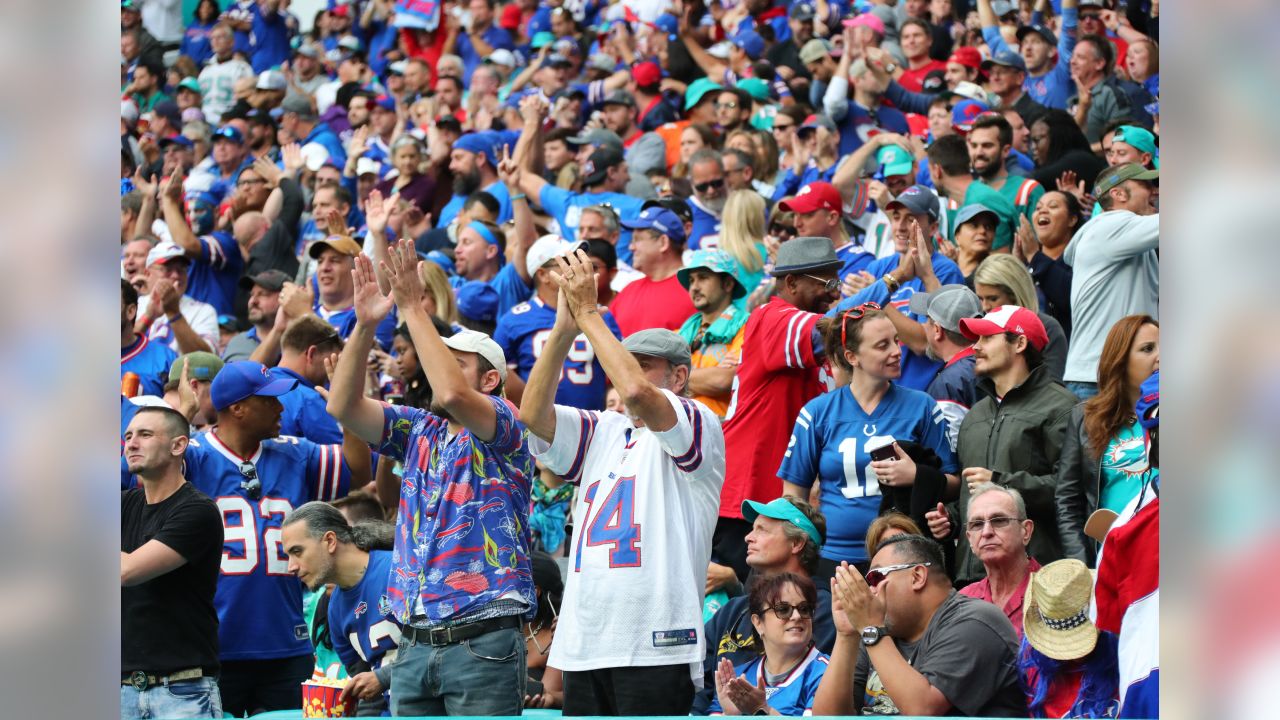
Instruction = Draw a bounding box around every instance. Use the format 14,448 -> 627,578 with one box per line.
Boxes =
210,361 -> 297,411
1016,24 -> 1057,46
212,126 -> 245,144
456,281 -> 499,323
884,185 -> 940,220
159,135 -> 195,150
621,207 -> 686,244
731,30 -> 765,61
982,49 -> 1027,72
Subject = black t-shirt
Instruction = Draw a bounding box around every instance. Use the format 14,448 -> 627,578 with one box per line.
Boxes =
121,482 -> 223,675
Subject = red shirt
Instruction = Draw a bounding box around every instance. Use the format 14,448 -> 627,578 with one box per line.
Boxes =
899,60 -> 948,93
959,556 -> 1042,638
719,297 -> 828,519
609,275 -> 696,337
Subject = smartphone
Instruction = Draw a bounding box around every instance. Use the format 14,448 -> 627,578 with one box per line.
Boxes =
866,437 -> 897,463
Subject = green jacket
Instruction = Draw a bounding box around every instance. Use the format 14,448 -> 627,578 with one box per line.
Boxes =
951,364 -> 1077,584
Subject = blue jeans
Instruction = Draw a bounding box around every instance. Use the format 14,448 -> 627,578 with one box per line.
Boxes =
1066,381 -> 1099,401
390,626 -> 526,716
120,676 -> 222,719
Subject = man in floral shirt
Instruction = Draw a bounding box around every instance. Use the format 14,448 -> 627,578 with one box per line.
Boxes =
326,240 -> 535,716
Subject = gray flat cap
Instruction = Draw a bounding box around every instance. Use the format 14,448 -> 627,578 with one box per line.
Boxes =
622,329 -> 692,368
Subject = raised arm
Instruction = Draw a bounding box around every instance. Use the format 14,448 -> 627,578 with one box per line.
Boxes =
159,171 -> 202,258
497,145 -> 538,286
552,250 -> 678,432
679,7 -> 729,81
519,289 -> 578,443
324,256 -> 394,444
384,239 -> 501,441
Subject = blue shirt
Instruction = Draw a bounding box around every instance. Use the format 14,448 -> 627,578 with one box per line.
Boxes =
493,296 -> 622,411
121,334 -> 177,398
456,25 -> 514,87
376,397 -> 536,625
166,431 -> 351,660
836,243 -> 874,280
329,549 -> 401,706
301,122 -> 347,168
778,385 -> 957,563
831,251 -> 965,391
537,184 -> 646,247
835,104 -> 910,157
180,22 -> 217,67
226,0 -> 257,56
315,298 -> 398,352
986,8 -> 1078,110
688,198 -> 721,253
437,180 -> 513,228
186,231 -> 243,316
707,647 -> 829,716
275,366 -> 343,444
250,5 -> 291,73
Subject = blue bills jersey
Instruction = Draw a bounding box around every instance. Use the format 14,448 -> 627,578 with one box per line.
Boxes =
493,296 -> 622,411
329,550 -> 401,708
186,231 -> 244,316
777,385 -> 957,563
121,334 -> 177,398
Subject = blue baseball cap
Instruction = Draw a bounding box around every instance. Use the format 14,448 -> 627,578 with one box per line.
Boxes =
1136,370 -> 1159,431
620,207 -> 686,244
451,132 -> 498,166
1016,24 -> 1058,46
982,48 -> 1027,72
159,134 -> 194,150
653,13 -> 678,40
885,185 -> 940,220
731,30 -> 765,61
951,99 -> 990,133
212,126 -> 244,144
210,361 -> 297,411
742,498 -> 824,548
456,281 -> 499,323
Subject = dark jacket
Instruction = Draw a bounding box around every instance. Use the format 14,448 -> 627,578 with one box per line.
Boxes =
1054,403 -> 1102,566
237,176 -> 303,320
952,364 -> 1077,584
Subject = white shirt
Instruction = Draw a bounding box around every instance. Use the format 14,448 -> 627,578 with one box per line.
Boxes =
198,57 -> 255,124
137,293 -> 220,353
531,390 -> 725,683
138,0 -> 184,43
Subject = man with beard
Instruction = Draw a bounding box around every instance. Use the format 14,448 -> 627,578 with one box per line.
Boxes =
281,503 -> 399,716
715,238 -> 841,592
325,241 -> 536,717
438,132 -> 510,228
982,0 -> 1080,110
968,114 -> 1045,223
926,135 -> 1017,251
686,149 -> 727,250
675,251 -> 749,419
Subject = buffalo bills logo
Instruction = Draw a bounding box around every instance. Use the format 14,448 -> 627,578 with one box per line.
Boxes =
354,600 -> 368,618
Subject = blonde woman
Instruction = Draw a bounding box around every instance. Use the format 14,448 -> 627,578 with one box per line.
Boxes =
718,190 -> 770,293
417,258 -> 460,328
973,254 -> 1068,383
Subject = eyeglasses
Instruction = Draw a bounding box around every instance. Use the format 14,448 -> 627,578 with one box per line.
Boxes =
762,602 -> 815,620
840,302 -> 881,347
693,178 -> 725,193
238,461 -> 262,500
803,274 -> 841,294
865,562 -> 931,588
769,223 -> 797,237
716,101 -> 739,110
965,516 -> 1022,534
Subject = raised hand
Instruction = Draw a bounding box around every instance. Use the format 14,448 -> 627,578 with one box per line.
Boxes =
553,286 -> 579,336
724,673 -> 768,716
714,658 -> 744,716
161,170 -> 185,202
347,125 -> 370,161
833,561 -> 883,630
925,502 -> 952,540
841,270 -> 875,297
253,154 -> 283,188
132,168 -> 158,200
352,253 -> 395,325
547,249 -> 600,320
911,218 -> 937,283
1013,215 -> 1041,264
365,188 -> 392,235
381,238 -> 426,312
829,574 -> 856,636
497,144 -> 522,189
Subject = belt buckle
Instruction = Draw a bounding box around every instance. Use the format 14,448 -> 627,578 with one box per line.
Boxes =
428,626 -> 451,646
130,671 -> 149,691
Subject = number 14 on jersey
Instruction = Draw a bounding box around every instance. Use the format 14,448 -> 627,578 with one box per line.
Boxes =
573,476 -> 642,571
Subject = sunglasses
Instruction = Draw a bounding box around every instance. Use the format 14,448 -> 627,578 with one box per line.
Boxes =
693,178 -> 725,193
772,123 -> 795,132
965,516 -> 1021,534
840,302 -> 881,347
769,223 -> 797,236
865,562 -> 931,589
762,602 -> 815,620
238,461 -> 262,500
803,274 -> 841,294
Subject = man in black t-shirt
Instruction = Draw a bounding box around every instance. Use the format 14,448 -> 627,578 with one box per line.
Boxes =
814,534 -> 1026,716
121,406 -> 224,720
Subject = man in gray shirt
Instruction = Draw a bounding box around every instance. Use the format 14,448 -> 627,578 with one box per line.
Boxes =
1063,164 -> 1159,399
813,534 -> 1025,716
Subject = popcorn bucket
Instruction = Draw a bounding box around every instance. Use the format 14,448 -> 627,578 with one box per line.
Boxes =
301,678 -> 356,718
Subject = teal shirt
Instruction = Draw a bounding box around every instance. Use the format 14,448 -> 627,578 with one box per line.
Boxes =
1099,418 -> 1158,512
950,182 -> 1019,250
978,174 -> 1045,225
304,587 -> 350,681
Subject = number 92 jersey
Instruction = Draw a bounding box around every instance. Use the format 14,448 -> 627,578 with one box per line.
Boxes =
493,297 -> 622,411
183,431 -> 352,661
777,385 -> 957,564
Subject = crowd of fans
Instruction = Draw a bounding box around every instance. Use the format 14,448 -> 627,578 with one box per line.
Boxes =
120,0 -> 1160,717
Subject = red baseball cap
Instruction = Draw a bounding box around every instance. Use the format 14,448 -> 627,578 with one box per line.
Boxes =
778,181 -> 842,215
631,60 -> 661,87
947,47 -> 983,71
959,305 -> 1048,351
499,4 -> 521,30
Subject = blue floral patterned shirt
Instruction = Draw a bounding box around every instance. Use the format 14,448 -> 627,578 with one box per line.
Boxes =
377,396 -> 536,626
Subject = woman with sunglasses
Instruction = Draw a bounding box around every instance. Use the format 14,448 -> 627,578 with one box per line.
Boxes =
710,573 -> 829,716
778,303 -> 959,583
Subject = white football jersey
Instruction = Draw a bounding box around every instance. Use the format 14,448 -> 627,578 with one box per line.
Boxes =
198,58 -> 254,123
531,390 -> 724,682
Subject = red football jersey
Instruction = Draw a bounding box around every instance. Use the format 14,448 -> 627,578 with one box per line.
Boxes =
719,297 -> 829,519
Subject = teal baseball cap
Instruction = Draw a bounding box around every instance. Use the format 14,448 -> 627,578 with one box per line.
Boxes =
737,77 -> 770,103
531,31 -> 555,50
676,250 -> 747,299
742,498 -> 824,548
685,78 -> 723,110
876,144 -> 914,177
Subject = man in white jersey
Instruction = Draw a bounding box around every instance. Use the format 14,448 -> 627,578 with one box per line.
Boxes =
520,248 -> 726,716
198,24 -> 254,124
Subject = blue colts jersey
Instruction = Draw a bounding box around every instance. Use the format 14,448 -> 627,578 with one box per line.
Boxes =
777,385 -> 957,563
493,297 -> 622,411
329,550 -> 401,682
182,431 -> 353,661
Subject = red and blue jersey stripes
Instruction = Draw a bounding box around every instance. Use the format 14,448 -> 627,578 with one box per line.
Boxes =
562,409 -> 599,485
672,398 -> 705,473
121,333 -> 177,397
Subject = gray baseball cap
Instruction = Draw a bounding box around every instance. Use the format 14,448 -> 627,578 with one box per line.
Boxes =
907,285 -> 982,333
622,329 -> 692,368
566,127 -> 623,151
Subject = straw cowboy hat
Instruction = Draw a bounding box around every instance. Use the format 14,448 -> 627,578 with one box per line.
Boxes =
1023,559 -> 1098,661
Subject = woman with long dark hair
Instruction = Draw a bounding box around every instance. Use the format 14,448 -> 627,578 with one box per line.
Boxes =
1029,110 -> 1108,196
178,0 -> 221,67
1055,315 -> 1160,565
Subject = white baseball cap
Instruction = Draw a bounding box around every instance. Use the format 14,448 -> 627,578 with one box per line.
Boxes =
441,330 -> 508,381
355,157 -> 381,177
485,49 -> 518,68
146,240 -> 187,268
256,69 -> 287,91
525,234 -> 575,278
301,142 -> 330,172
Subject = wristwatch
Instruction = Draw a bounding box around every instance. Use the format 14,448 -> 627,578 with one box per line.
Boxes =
884,63 -> 898,74
861,625 -> 889,647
